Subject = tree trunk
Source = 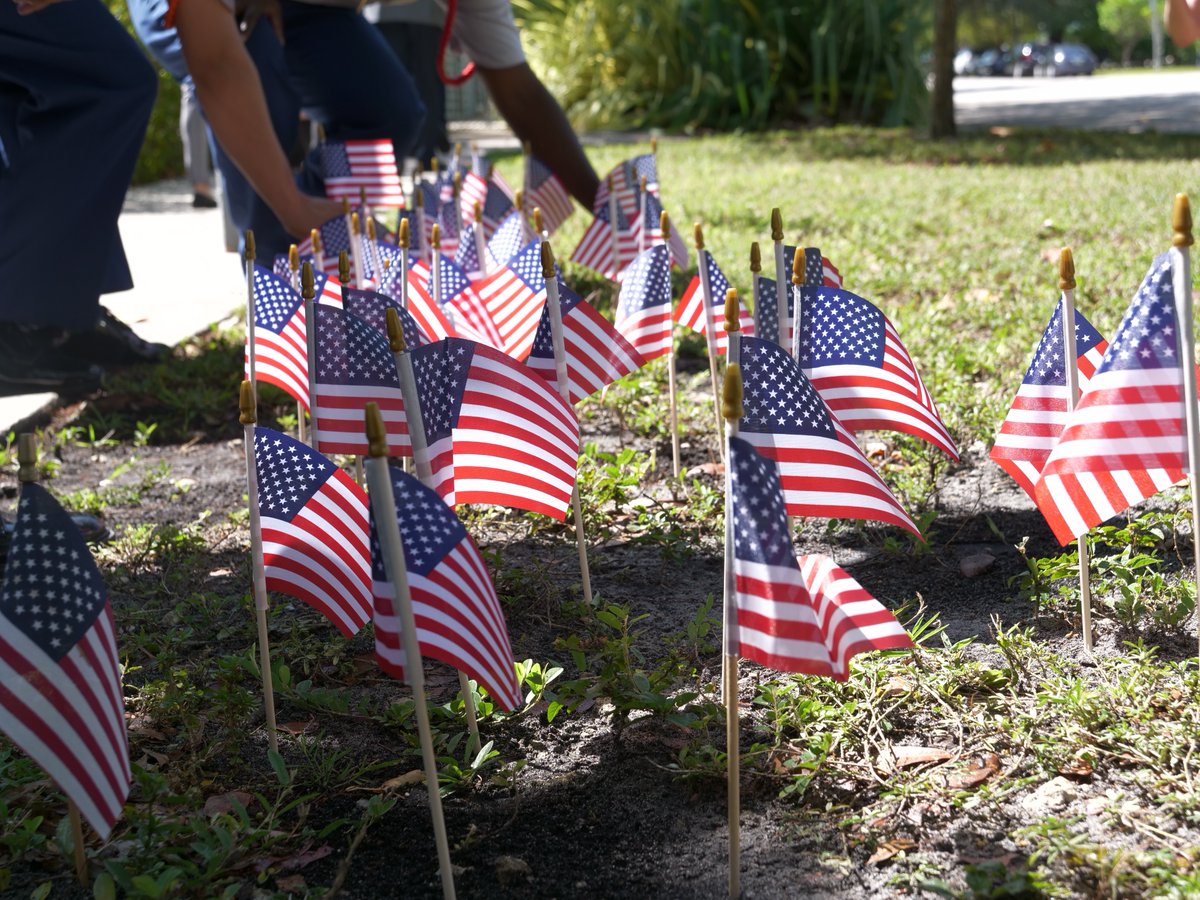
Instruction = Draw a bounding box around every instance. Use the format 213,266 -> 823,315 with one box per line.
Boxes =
931,0 -> 958,139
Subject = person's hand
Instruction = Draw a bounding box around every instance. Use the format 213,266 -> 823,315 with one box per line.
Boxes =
235,0 -> 283,43
279,194 -> 345,241
12,0 -> 65,15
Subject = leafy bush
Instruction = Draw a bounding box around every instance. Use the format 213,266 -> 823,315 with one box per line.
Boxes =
512,0 -> 928,131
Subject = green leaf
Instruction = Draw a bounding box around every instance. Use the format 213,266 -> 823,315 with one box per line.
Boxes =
93,872 -> 117,900
268,749 -> 291,786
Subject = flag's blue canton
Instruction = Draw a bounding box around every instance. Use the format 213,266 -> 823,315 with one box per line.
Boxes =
411,339 -> 472,443
1022,299 -> 1106,387
318,216 -> 352,255
804,248 -> 823,285
529,281 -> 583,359
630,153 -> 657,188
618,245 -> 671,318
1099,253 -> 1177,375
482,183 -> 514,222
253,427 -> 334,522
370,242 -> 408,283
528,156 -> 554,188
343,287 -> 424,348
508,241 -> 547,290
596,198 -> 632,230
455,222 -> 480,273
754,276 -> 782,345
396,209 -> 419,241
415,182 -> 441,214
430,255 -> 472,301
487,213 -> 526,266
0,484 -> 106,662
471,152 -> 490,177
705,253 -> 731,300
273,255 -> 291,281
728,437 -> 793,568
254,265 -> 303,334
739,336 -> 836,438
319,142 -> 352,178
438,200 -> 459,241
369,466 -> 467,581
796,287 -> 885,369
314,306 -> 400,387
641,189 -> 665,229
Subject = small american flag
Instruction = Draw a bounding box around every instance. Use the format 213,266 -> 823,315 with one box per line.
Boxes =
320,139 -> 405,207
342,286 -> 426,349
370,465 -> 522,711
797,286 -> 958,461
728,437 -> 912,678
755,247 -> 843,346
429,253 -> 505,350
311,305 -> 410,456
524,155 -> 573,233
0,483 -> 130,838
485,210 -> 527,270
595,154 -> 657,223
473,239 -> 549,360
570,201 -> 640,281
675,251 -> 756,354
1034,253 -> 1187,544
247,265 -> 310,410
526,281 -> 647,404
254,427 -> 373,637
616,244 -> 674,361
455,220 -> 483,279
990,300 -> 1108,502
738,336 -> 919,535
459,170 -> 489,224
401,266 -> 458,342
477,180 -> 516,238
635,190 -> 688,269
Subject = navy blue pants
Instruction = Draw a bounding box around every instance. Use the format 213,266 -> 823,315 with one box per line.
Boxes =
127,0 -> 426,267
0,0 -> 156,330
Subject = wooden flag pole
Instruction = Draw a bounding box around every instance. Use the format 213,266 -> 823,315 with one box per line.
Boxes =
366,218 -> 385,294
359,185 -> 372,238
638,175 -> 649,255
415,181 -> 430,266
399,218 -> 411,310
385,312 -> 482,756
363,404 -> 458,900
693,223 -> 725,457
431,224 -> 443,306
473,200 -> 489,278
749,242 -> 763,336
453,170 -> 465,239
1168,194 -> 1200,660
301,263 -> 322,452
515,189 -> 530,243
288,241 -> 306,444
17,436 -> 90,885
311,228 -> 325,276
239,381 -> 280,754
541,242 -> 595,606
770,209 -> 788,352
350,212 -> 367,289
663,210 -> 682,479
720,296 -> 743,900
1058,248 -> 1094,651
340,197 -> 355,275
244,230 -> 258,386
607,174 -> 620,283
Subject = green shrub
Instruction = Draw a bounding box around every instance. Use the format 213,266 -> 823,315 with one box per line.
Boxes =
513,0 -> 928,131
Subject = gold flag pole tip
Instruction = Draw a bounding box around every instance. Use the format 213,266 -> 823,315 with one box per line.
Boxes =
722,363 -> 744,421
239,381 -> 257,426
1174,193 -> 1194,247
364,403 -> 390,459
385,307 -> 407,353
540,240 -> 556,279
1059,248 -> 1076,291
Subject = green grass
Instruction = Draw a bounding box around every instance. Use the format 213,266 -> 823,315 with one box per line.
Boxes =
4,126 -> 1200,897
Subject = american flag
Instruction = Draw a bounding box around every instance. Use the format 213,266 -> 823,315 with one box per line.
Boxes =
415,338 -> 580,519
247,265 -> 311,410
615,244 -> 674,361
311,305 -> 410,456
526,281 -> 647,403
429,253 -> 505,350
0,482 -> 130,838
738,336 -> 919,535
253,427 -> 373,637
797,285 -> 959,461
595,154 -> 657,223
728,437 -> 912,678
635,189 -> 688,269
455,220 -> 483,280
297,215 -> 351,261
370,465 -> 522,711
990,300 -> 1109,502
524,155 -> 573,234
342,286 -> 426,349
459,170 -> 489,224
476,179 -> 516,238
472,239 -> 549,360
368,242 -> 412,299
400,266 -> 458,342
1034,253 -> 1187,545
570,201 -> 640,281
320,139 -> 405,207
414,181 -> 458,255
675,251 -> 756,354
755,247 -> 843,347
485,210 -> 527,270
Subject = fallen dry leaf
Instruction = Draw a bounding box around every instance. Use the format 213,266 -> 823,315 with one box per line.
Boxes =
685,462 -> 724,477
203,791 -> 254,816
877,745 -> 954,773
275,874 -> 306,893
381,770 -> 424,790
868,837 -> 917,865
1059,758 -> 1094,780
944,753 -> 1000,790
277,721 -> 317,736
256,843 -> 333,874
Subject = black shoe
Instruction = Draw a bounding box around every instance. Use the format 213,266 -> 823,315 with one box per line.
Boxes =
58,306 -> 171,366
0,324 -> 105,398
192,192 -> 218,209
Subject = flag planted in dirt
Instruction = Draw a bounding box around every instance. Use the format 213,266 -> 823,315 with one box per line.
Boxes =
796,286 -> 958,461
524,155 -> 573,233
429,253 -> 505,350
1034,253 -> 1187,544
990,299 -> 1108,502
570,201 -> 640,281
370,466 -> 522,711
455,220 -> 483,279
675,251 -> 756,354
738,336 -> 919,535
485,210 -> 527,271
248,265 -> 311,411
635,190 -> 688,269
755,247 -> 842,347
615,244 -> 674,361
254,427 -> 372,637
320,139 -> 405,207
596,154 -> 657,222
342,286 -> 426,349
0,482 -> 131,837
473,239 -> 549,360
728,437 -> 912,678
527,281 -> 647,404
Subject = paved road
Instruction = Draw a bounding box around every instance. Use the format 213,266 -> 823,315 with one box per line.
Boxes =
954,71 -> 1200,132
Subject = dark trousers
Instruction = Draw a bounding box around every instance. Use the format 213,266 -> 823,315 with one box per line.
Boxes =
375,21 -> 448,167
0,0 -> 156,330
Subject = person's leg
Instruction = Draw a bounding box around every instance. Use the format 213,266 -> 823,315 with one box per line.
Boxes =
181,79 -> 216,206
375,20 -> 447,166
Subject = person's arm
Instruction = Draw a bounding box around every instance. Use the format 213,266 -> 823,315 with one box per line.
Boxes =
172,0 -> 341,237
477,63 -> 600,210
1165,0 -> 1200,46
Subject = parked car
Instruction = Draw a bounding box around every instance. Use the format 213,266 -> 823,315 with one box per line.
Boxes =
1041,43 -> 1097,76
1011,42 -> 1050,77
962,47 -> 1010,76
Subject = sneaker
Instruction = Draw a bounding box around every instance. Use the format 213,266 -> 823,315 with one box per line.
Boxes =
192,192 -> 218,209
0,324 -> 105,398
59,306 -> 171,366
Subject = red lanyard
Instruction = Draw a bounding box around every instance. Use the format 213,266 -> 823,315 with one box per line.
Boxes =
436,0 -> 476,85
